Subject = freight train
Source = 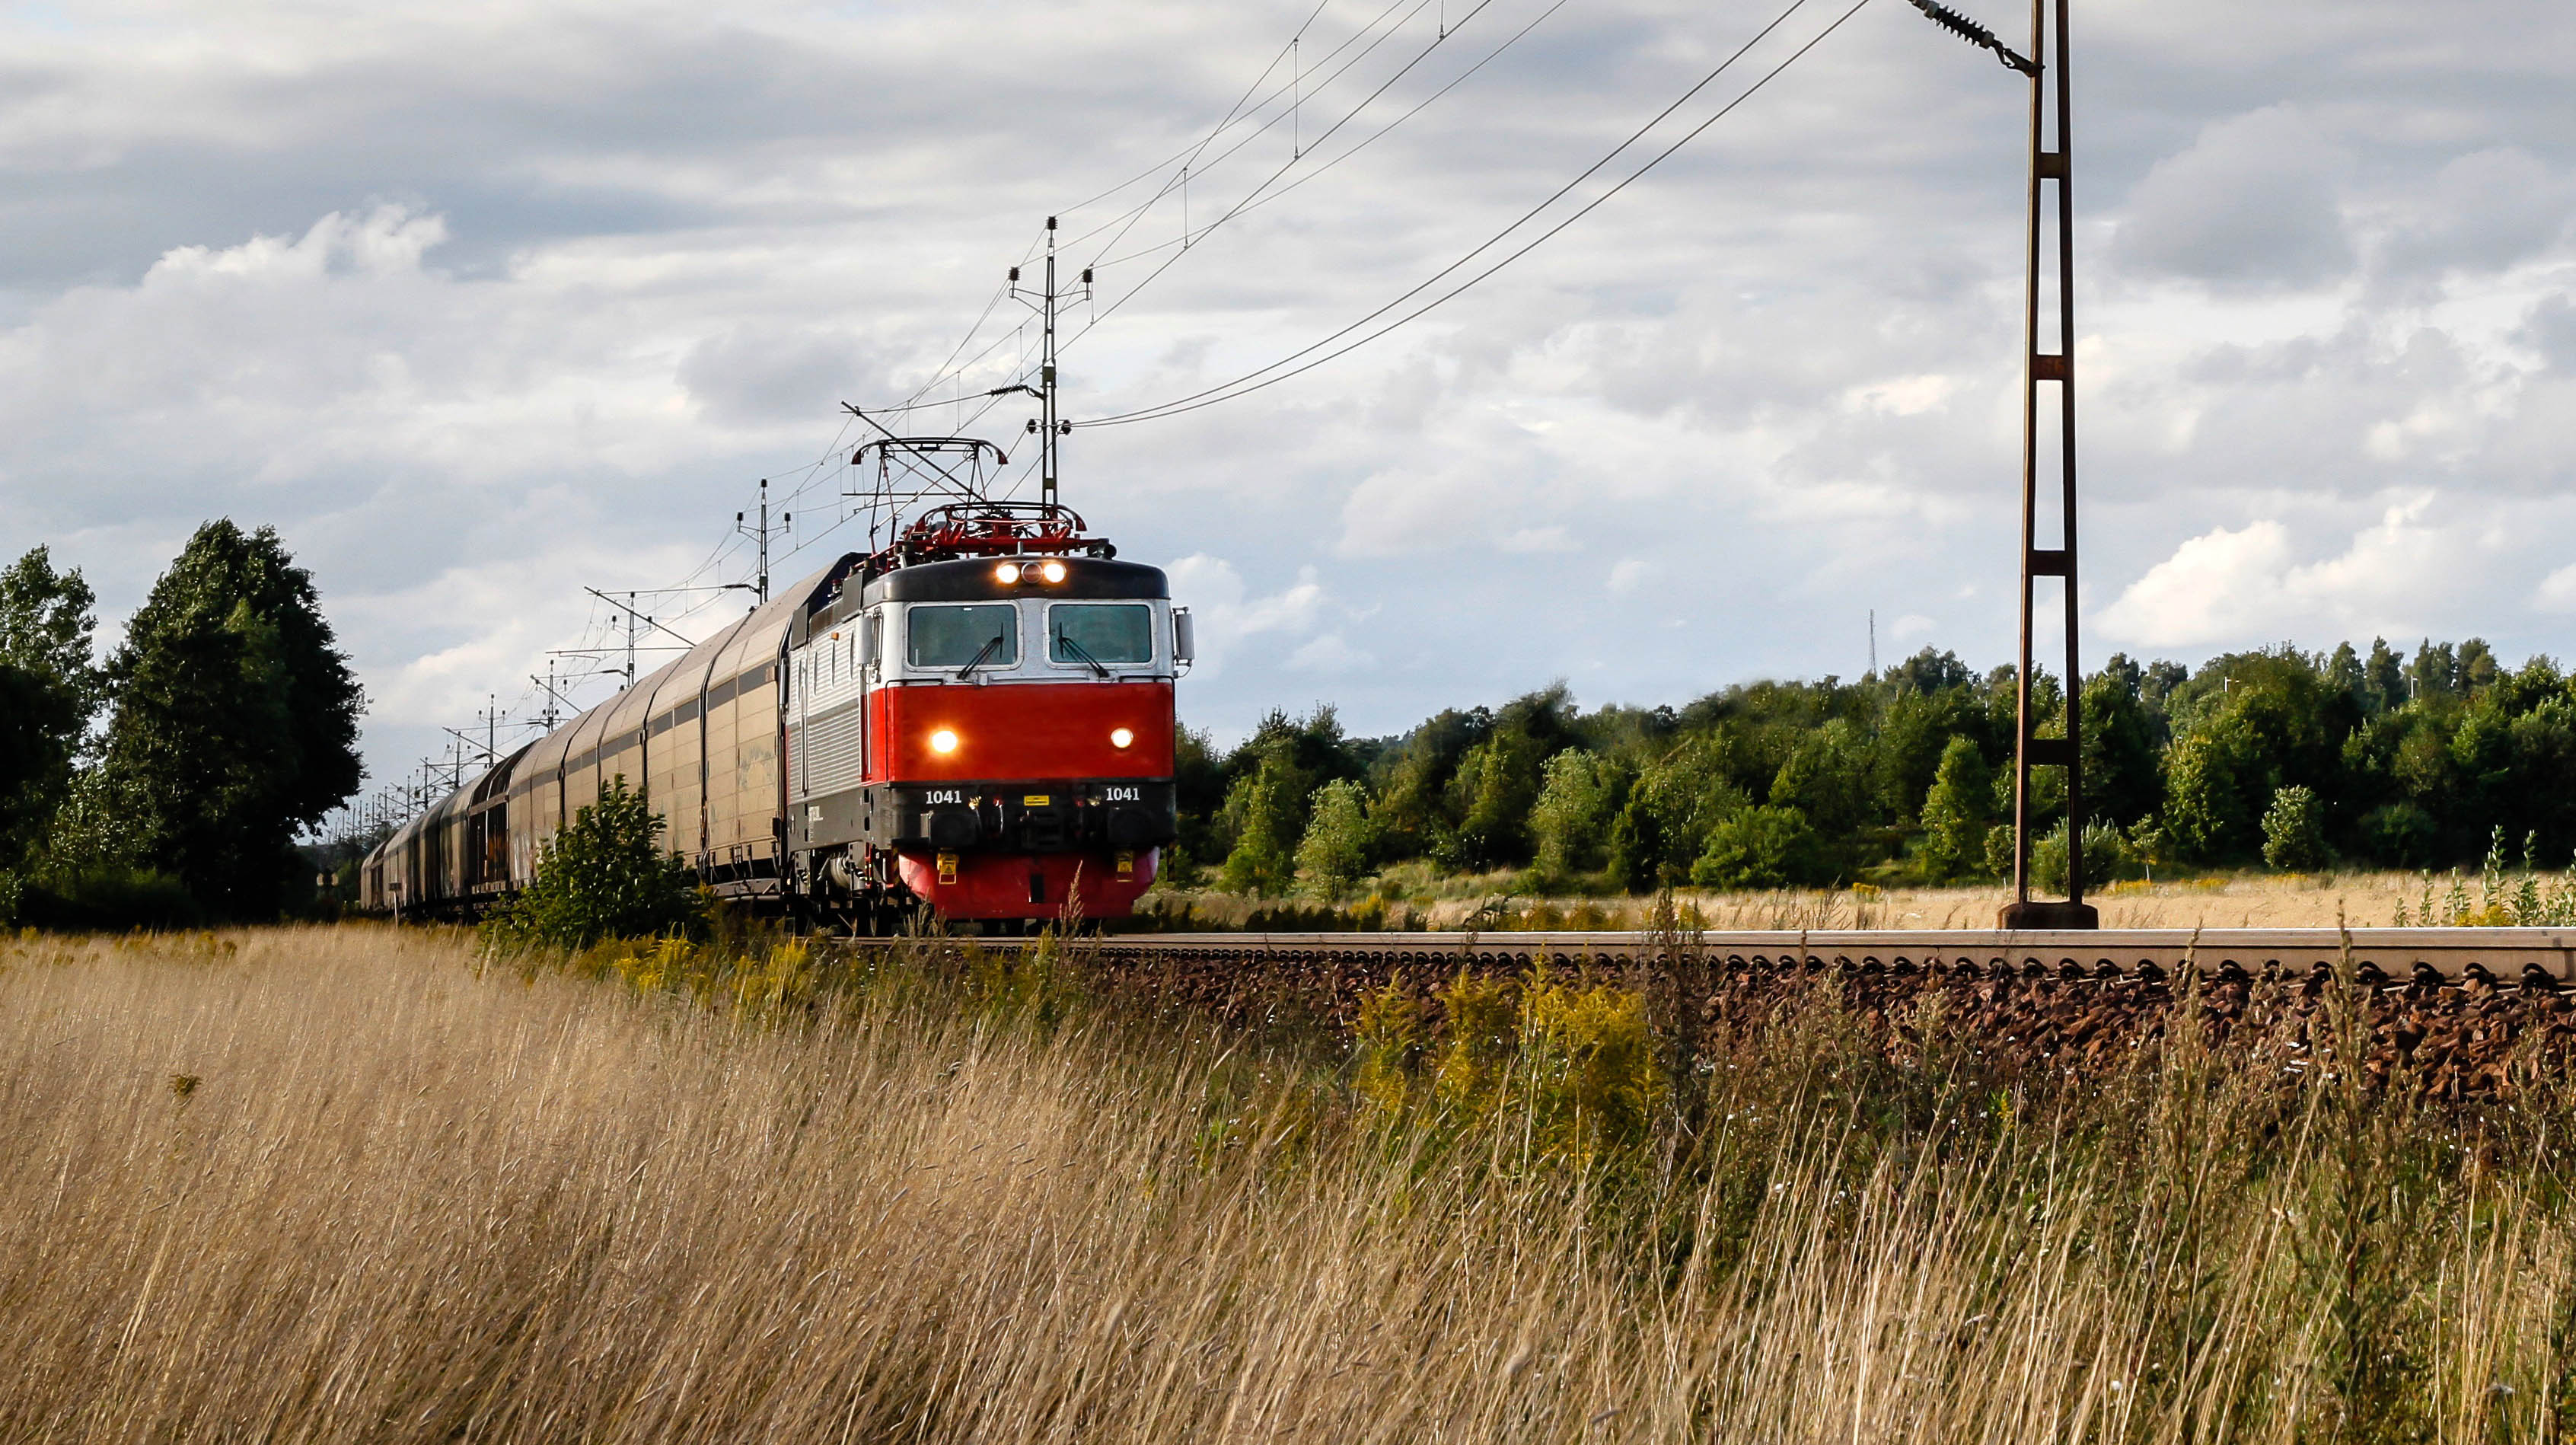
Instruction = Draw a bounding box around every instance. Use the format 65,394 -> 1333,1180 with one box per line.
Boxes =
359,498 -> 1190,931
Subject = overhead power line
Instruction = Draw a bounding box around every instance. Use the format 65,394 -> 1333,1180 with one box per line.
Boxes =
1076,0 -> 1870,429
1069,0 -> 1506,344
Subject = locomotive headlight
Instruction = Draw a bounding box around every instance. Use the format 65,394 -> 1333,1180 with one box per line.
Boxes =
1038,559 -> 1068,583
929,728 -> 960,754
995,562 -> 1022,585
1110,727 -> 1135,749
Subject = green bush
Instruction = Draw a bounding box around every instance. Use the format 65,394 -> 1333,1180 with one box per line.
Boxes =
13,864 -> 201,930
1528,748 -> 1616,880
1218,754 -> 1304,897
2029,819 -> 2134,894
1294,779 -> 1377,900
1690,805 -> 1829,890
1917,736 -> 1994,882
2361,802 -> 2437,869
2262,783 -> 2329,872
484,777 -> 702,951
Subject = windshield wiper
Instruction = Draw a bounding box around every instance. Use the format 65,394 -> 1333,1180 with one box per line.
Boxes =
954,636 -> 1004,680
1054,632 -> 1112,680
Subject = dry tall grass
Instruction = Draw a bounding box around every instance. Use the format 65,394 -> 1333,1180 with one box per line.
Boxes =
4,926 -> 2571,1442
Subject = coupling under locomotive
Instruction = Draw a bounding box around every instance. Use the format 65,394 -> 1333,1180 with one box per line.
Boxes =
359,498 -> 1191,931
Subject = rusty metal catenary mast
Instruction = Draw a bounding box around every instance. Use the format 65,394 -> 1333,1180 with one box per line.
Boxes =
1910,0 -> 2093,930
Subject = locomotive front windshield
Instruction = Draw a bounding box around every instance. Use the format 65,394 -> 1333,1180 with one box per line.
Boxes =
1050,604 -> 1153,666
908,604 -> 1019,668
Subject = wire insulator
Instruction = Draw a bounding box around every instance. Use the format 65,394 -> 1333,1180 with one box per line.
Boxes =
1908,0 -> 2036,74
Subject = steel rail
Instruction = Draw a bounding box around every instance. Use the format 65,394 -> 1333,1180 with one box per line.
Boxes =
881,928 -> 2576,987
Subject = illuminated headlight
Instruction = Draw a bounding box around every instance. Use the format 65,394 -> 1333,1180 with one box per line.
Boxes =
1110,727 -> 1134,749
929,728 -> 960,754
1038,559 -> 1068,583
995,562 -> 1022,585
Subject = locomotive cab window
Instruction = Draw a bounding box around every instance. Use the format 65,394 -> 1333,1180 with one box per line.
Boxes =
907,604 -> 1019,669
1047,604 -> 1154,668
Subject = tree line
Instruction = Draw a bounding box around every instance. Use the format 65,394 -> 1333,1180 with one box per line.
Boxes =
1177,638 -> 2572,898
0,524 -> 365,925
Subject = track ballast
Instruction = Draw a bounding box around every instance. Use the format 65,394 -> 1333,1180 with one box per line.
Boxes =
1046,927 -> 2576,987
849,927 -> 2576,1102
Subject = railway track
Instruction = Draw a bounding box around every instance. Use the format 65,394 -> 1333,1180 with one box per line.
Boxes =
841,927 -> 2576,1100
1007,927 -> 2576,987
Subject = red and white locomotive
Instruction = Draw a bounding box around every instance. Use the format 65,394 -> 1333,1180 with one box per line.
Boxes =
789,496 -> 1188,927
360,490 -> 1188,931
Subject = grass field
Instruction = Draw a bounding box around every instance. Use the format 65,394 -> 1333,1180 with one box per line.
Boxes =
4,925 -> 2573,1441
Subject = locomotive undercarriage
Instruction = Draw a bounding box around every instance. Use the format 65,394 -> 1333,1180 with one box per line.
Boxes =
789,777 -> 1178,935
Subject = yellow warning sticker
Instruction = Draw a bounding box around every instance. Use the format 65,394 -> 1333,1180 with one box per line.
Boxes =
1022,794 -> 1051,806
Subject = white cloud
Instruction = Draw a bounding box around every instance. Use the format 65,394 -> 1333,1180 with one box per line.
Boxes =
2115,106 -> 2354,289
1163,554 -> 1326,681
1606,558 -> 1656,595
2531,563 -> 2576,614
2097,497 -> 2484,648
1285,633 -> 1376,674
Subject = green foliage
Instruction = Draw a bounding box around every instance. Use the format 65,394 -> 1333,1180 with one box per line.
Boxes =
1167,724 -> 1226,885
1690,805 -> 1830,890
1604,793 -> 1664,895
1293,778 -> 1377,899
1351,973 -> 1423,1113
94,522 -> 364,918
2029,818 -> 2134,894
0,547 -> 103,867
1983,821 -> 2019,882
1628,733 -> 1748,870
1527,748 -> 1617,880
1516,974 -> 1663,1157
2080,664 -> 2165,827
2262,783 -> 2329,871
1917,735 -> 1993,882
9,864 -> 199,930
1372,968 -> 1663,1163
2163,728 -> 2247,863
1448,726 -> 1547,869
2360,802 -> 2437,867
1430,971 -> 1520,1116
485,777 -> 703,950
1219,751 -> 1306,896
1765,722 -> 1870,844
1172,632 -> 2576,897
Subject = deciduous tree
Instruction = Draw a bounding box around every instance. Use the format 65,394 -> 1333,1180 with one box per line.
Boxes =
98,522 -> 364,917
0,547 -> 101,865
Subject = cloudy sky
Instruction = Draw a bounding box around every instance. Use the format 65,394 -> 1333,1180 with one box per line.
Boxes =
3,0 -> 2573,809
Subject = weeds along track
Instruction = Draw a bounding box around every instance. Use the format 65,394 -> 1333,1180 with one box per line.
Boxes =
854,927 -> 2576,1103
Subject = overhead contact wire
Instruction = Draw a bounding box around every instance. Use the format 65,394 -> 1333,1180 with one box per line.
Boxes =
1078,0 -> 1862,427
1071,0 -> 1441,270
1086,0 -> 1572,274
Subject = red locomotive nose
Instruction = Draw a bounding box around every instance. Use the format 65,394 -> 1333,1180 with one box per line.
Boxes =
874,682 -> 1174,781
